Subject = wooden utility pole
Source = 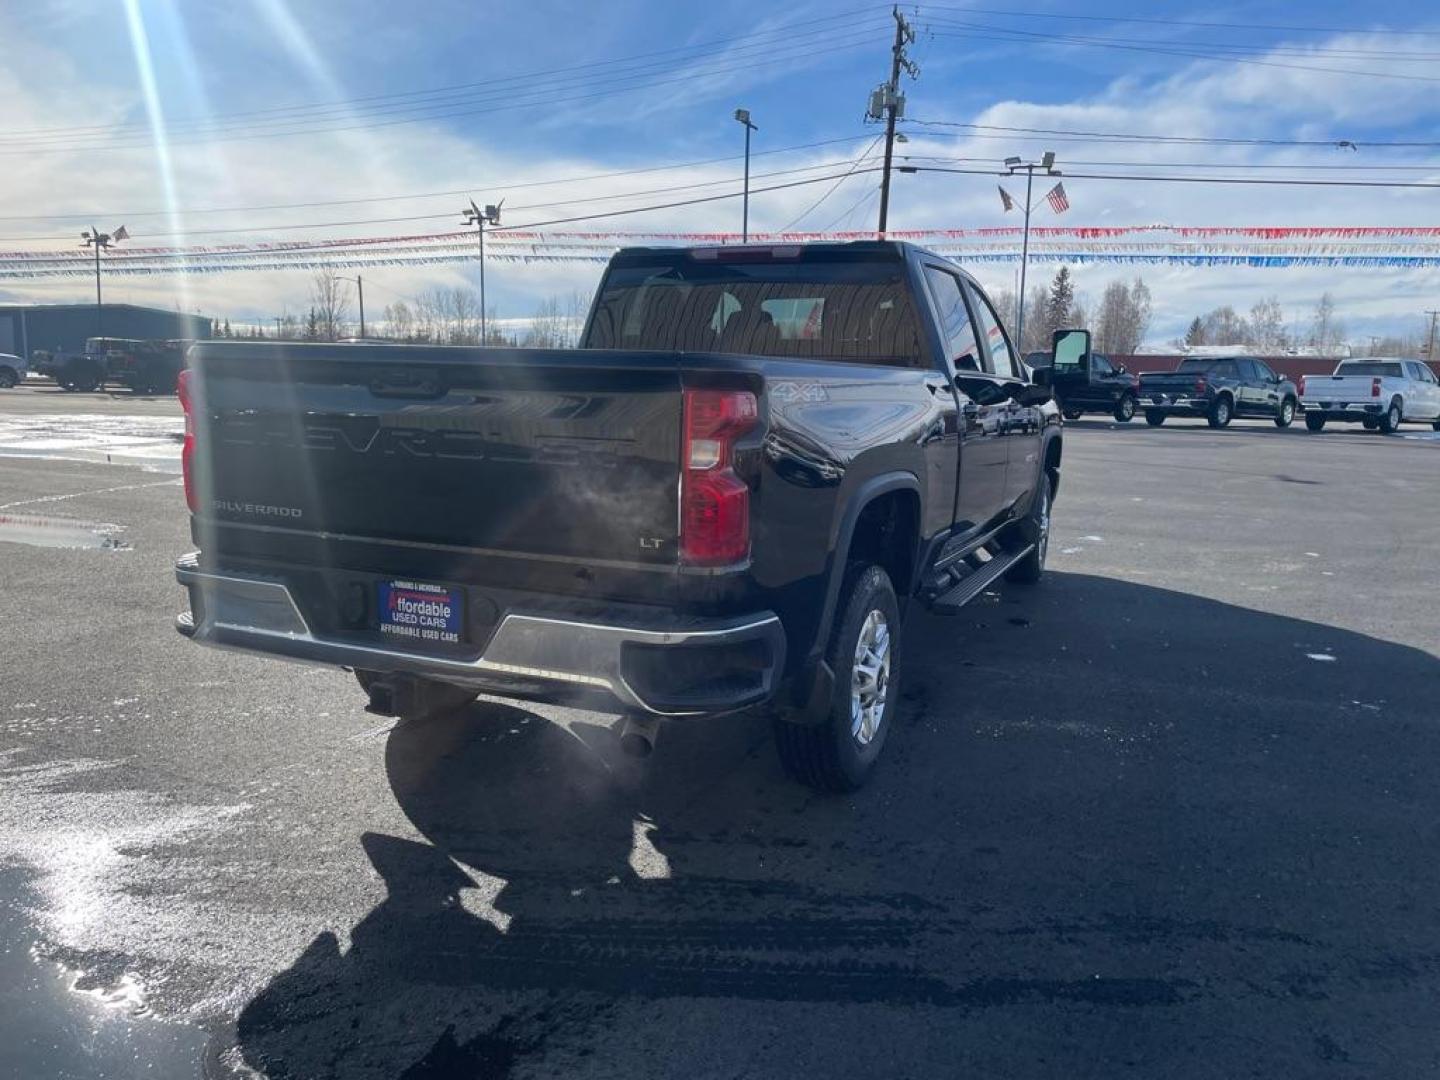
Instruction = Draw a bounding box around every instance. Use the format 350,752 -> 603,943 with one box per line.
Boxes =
875,7 -> 917,236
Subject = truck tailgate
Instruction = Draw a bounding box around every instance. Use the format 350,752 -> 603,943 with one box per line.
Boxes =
190,344 -> 683,574
1302,376 -> 1379,402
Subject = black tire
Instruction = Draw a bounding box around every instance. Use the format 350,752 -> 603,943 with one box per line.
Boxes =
1274,397 -> 1296,428
1432,417 -> 1440,432
1362,417 -> 1378,431
1207,395 -> 1233,428
1145,410 -> 1166,427
1304,412 -> 1327,432
354,670 -> 475,722
1377,399 -> 1402,434
1062,409 -> 1083,421
0,367 -> 17,389
773,565 -> 899,793
1113,394 -> 1137,423
1005,471 -> 1052,585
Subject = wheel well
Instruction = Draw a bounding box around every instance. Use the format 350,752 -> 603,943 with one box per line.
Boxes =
1390,395 -> 1404,410
847,490 -> 920,595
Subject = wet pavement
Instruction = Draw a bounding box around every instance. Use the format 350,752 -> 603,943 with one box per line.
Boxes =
1,395 -> 1438,1078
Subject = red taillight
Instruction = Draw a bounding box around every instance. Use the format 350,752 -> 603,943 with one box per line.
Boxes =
1372,377 -> 1382,397
176,368 -> 197,512
681,388 -> 758,566
1297,375 -> 1307,395
1194,376 -> 1208,394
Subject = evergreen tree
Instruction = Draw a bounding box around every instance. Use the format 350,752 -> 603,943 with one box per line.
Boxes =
304,307 -> 321,341
1184,317 -> 1205,347
1044,266 -> 1075,339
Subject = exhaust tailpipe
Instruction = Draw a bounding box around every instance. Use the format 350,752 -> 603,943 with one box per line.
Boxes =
619,714 -> 661,758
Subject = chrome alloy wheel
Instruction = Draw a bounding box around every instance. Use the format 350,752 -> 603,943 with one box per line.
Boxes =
1036,482 -> 1051,567
850,610 -> 892,746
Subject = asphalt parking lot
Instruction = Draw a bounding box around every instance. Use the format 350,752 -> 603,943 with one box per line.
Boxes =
2,384 -> 1438,1079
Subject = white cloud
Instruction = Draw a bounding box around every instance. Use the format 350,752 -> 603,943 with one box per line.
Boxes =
2,21 -> 1439,346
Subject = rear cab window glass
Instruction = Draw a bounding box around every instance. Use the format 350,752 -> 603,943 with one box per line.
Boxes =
588,250 -> 924,367
922,266 -> 982,372
1336,361 -> 1404,378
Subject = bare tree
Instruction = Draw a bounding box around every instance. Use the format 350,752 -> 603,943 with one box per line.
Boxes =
1249,296 -> 1288,350
1199,306 -> 1249,346
1309,293 -> 1345,351
310,268 -> 352,341
523,296 -> 570,348
1094,277 -> 1152,355
383,300 -> 415,342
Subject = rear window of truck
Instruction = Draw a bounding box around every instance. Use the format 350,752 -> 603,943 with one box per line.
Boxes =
585,257 -> 924,367
1335,362 -> 1403,377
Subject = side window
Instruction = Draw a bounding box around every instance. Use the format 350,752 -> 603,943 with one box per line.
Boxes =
1092,355 -> 1114,377
1214,360 -> 1238,380
923,266 -> 982,372
965,283 -> 1019,379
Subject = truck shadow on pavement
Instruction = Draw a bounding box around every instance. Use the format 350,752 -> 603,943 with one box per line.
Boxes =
235,573 -> 1440,1079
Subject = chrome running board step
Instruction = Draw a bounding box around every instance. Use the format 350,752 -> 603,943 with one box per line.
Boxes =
925,544 -> 1033,615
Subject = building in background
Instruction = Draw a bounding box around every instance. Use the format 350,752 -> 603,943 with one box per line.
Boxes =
0,303 -> 212,360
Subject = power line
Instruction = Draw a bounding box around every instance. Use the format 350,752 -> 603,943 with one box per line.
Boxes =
921,21 -> 1440,83
0,9 -> 886,142
915,5 -> 1440,38
782,135 -> 885,231
902,119 -> 1440,149
0,135 -> 875,223
907,164 -> 1440,189
906,153 -> 1440,172
0,168 -> 889,259
0,158 -> 874,243
0,32 -> 886,155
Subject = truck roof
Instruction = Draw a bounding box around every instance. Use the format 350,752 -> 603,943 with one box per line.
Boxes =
609,239 -> 931,262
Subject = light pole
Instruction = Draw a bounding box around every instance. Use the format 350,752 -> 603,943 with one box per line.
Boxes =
335,274 -> 366,338
81,224 -> 128,339
734,109 -> 757,241
1005,152 -> 1060,351
462,199 -> 502,343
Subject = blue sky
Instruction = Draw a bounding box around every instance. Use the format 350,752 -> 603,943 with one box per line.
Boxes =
3,0 -> 1439,345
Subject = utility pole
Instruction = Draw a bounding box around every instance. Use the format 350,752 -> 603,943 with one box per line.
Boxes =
1425,310 -> 1439,363
462,199 -> 503,344
872,6 -> 917,236
81,224 -> 127,339
734,108 -> 758,240
1005,152 -> 1060,352
273,316 -> 283,340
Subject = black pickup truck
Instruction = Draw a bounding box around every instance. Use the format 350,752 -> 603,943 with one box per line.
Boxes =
1027,348 -> 1140,422
1138,355 -> 1299,428
175,242 -> 1066,790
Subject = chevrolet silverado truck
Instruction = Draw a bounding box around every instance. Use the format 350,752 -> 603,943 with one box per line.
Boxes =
1299,358 -> 1440,433
174,242 -> 1065,791
1139,355 -> 1298,429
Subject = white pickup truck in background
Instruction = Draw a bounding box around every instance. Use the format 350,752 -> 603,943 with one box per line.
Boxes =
1300,358 -> 1440,433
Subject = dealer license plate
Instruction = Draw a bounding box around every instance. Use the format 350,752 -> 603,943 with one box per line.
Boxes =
378,580 -> 463,645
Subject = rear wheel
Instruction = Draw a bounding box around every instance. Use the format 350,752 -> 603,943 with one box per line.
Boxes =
1274,397 -> 1296,428
774,565 -> 899,792
1378,400 -> 1402,434
1304,412 -> 1327,432
0,368 -> 17,389
1207,395 -> 1233,428
1113,394 -> 1137,423
1145,410 -> 1166,427
1432,417 -> 1440,432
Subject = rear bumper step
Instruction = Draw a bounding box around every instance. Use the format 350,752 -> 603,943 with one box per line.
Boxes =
174,554 -> 784,716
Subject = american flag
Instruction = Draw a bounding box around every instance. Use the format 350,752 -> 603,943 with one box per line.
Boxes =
1045,182 -> 1069,214
998,185 -> 1016,212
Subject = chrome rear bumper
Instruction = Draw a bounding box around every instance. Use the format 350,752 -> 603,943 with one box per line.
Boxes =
175,554 -> 784,716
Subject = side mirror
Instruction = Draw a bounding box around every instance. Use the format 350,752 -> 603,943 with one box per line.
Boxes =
1116,363 -> 1128,375
1031,365 -> 1052,389
1011,383 -> 1052,407
1052,327 -> 1092,373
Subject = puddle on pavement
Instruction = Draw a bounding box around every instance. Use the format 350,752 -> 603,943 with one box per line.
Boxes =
0,866 -> 215,1079
0,514 -> 129,551
0,414 -> 182,472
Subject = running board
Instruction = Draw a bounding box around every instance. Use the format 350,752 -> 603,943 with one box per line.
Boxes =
925,544 -> 1033,615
